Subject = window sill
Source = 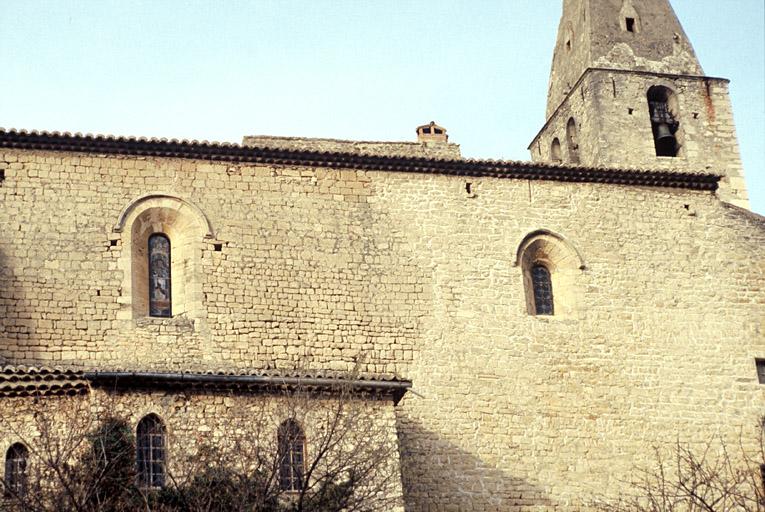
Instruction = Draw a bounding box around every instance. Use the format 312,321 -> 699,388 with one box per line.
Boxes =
134,315 -> 195,333
528,313 -> 579,324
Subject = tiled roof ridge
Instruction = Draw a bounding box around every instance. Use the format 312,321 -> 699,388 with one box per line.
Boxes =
0,364 -> 406,383
0,128 -> 720,191
1,364 -> 85,376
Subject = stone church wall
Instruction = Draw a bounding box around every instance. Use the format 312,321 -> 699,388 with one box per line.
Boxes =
0,148 -> 763,509
0,389 -> 406,511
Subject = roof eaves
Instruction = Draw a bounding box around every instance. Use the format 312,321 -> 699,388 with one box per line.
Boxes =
85,370 -> 412,405
0,128 -> 720,191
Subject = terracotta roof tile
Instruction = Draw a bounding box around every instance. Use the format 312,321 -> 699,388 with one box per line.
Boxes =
0,128 -> 720,191
0,366 -> 89,397
0,365 -> 410,403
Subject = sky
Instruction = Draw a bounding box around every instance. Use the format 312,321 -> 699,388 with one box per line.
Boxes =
1,1 -> 763,213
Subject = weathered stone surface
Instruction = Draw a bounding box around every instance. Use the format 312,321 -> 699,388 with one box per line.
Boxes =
243,134 -> 461,159
0,147 -> 762,509
532,0 -> 749,208
0,1 -> 762,510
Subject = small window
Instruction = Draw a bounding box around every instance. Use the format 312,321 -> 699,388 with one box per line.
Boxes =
566,117 -> 580,164
551,138 -> 562,163
137,414 -> 166,488
531,265 -> 554,315
422,127 -> 431,134
148,234 -> 172,317
4,443 -> 28,498
278,420 -> 305,492
756,359 -> 765,384
626,17 -> 635,32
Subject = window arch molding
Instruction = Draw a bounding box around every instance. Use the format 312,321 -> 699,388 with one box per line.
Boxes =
114,194 -> 213,321
515,230 -> 585,317
113,194 -> 215,237
514,230 -> 586,270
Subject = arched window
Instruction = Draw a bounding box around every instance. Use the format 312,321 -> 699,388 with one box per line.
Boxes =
148,234 -> 172,317
551,138 -> 562,162
531,265 -> 554,315
566,117 -> 580,163
647,86 -> 681,157
278,420 -> 305,492
137,414 -> 166,488
4,443 -> 28,498
517,231 -> 585,318
117,195 -> 213,321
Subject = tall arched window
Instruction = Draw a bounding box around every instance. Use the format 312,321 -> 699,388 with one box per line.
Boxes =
4,443 -> 28,498
137,414 -> 166,488
647,85 -> 681,157
566,117 -> 580,163
531,264 -> 554,315
278,420 -> 305,492
148,234 -> 172,317
551,138 -> 562,162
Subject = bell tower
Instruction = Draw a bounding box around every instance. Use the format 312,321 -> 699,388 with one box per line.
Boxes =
529,0 -> 749,208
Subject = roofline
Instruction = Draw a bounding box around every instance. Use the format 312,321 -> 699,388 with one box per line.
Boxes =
528,67 -> 730,148
85,371 -> 412,405
0,128 -> 719,191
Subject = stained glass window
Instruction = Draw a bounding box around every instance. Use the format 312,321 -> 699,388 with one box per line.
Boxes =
4,443 -> 28,498
148,234 -> 171,317
278,420 -> 305,492
531,264 -> 554,315
137,415 -> 166,488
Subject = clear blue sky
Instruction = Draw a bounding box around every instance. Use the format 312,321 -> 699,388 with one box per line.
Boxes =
1,1 -> 763,213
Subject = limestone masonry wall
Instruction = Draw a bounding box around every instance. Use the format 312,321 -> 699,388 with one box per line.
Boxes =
0,149 -> 763,510
242,135 -> 461,159
0,390 -> 405,511
532,71 -> 748,208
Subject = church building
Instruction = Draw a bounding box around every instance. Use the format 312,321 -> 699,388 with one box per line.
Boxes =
0,0 -> 762,510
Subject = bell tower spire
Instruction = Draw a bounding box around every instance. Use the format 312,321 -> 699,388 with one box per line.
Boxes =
530,0 -> 749,208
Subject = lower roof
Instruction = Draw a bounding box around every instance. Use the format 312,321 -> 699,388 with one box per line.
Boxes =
0,366 -> 411,404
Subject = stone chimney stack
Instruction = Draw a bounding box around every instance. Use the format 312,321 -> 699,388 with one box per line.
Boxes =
416,121 -> 448,143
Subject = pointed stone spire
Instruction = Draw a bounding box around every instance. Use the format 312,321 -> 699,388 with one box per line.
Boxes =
547,0 -> 703,117
530,0 -> 749,208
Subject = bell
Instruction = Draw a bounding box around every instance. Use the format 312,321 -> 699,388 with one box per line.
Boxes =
655,122 -> 675,143
654,122 -> 677,156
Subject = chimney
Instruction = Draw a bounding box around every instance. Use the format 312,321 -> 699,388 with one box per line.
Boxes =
416,121 -> 448,143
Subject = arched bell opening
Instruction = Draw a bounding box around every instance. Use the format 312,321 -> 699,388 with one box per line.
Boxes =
647,85 -> 682,157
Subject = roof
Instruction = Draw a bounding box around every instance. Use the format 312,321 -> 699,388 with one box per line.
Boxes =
0,366 -> 89,398
0,128 -> 720,191
85,369 -> 411,404
0,366 -> 411,404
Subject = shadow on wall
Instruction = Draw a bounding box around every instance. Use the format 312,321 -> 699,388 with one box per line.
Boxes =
398,419 -> 553,510
0,248 -> 16,364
